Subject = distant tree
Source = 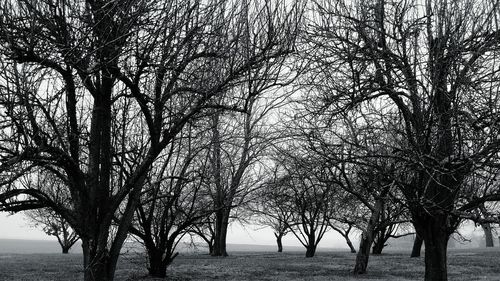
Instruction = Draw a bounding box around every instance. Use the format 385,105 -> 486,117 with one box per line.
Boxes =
189,214 -> 216,255
253,166 -> 294,253
207,83 -> 298,257
20,171 -> 79,254
273,153 -> 335,258
26,208 -> 79,254
127,125 -> 212,278
329,220 -> 358,253
327,192 -> 364,253
461,169 -> 500,248
285,104 -> 407,272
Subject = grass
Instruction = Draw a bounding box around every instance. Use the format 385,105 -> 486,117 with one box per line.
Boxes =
0,248 -> 499,280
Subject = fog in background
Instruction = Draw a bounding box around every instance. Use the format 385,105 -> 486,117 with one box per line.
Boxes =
0,213 -> 494,254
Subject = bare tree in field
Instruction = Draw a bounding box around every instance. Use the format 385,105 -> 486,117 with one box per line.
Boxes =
127,125 -> 212,278
188,213 -> 216,255
206,81 -> 298,256
0,1 -> 302,280
26,208 -> 79,254
21,171 -> 79,254
286,99 -> 407,272
253,166 -> 294,253
272,153 -> 335,258
305,0 -> 500,280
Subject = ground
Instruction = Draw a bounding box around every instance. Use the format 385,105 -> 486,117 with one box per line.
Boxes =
0,248 -> 499,280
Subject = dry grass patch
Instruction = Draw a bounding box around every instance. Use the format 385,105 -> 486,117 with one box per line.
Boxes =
0,248 -> 499,280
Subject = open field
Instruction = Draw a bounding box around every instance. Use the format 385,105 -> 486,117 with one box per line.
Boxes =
0,248 -> 499,281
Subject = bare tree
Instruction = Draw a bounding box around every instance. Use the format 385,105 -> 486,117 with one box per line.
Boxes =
272,153 -> 335,258
26,208 -> 79,254
327,191 -> 366,254
253,166 -> 294,252
304,0 -> 500,280
127,125 -> 212,278
189,214 -> 216,255
0,1 -> 302,280
21,171 -> 79,254
346,163 -> 394,274
286,101 -> 406,272
206,77 -> 298,257
461,168 -> 500,247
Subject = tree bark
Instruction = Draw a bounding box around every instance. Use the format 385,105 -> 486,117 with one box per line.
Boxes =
275,233 -> 283,252
371,236 -> 385,255
212,209 -> 229,257
353,194 -> 385,274
371,226 -> 387,255
305,244 -> 316,257
418,215 -> 449,281
146,248 -> 168,278
148,248 -> 175,278
353,229 -> 373,274
305,231 -> 317,257
208,240 -> 214,255
410,234 -> 423,257
82,238 -> 116,281
210,112 -> 229,258
345,236 -> 356,253
481,223 -> 494,247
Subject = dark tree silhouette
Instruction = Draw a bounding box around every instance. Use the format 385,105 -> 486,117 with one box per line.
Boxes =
305,0 -> 500,280
0,1 -> 302,280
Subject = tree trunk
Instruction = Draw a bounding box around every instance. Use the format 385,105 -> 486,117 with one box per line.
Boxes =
82,239 -> 116,281
62,247 -> 69,254
481,223 -> 494,247
371,227 -> 387,255
371,236 -> 385,255
353,229 -> 373,274
332,225 -> 356,253
305,244 -> 316,257
411,234 -> 423,257
146,248 -> 168,278
212,210 -> 229,257
275,233 -> 283,252
305,232 -> 316,257
419,215 -> 449,281
345,235 -> 356,253
208,240 -> 214,255
353,194 -> 385,274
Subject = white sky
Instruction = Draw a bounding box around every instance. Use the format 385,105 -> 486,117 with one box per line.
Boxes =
0,213 -> 50,240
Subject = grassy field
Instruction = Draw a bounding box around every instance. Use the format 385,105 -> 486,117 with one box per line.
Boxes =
0,248 -> 499,280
